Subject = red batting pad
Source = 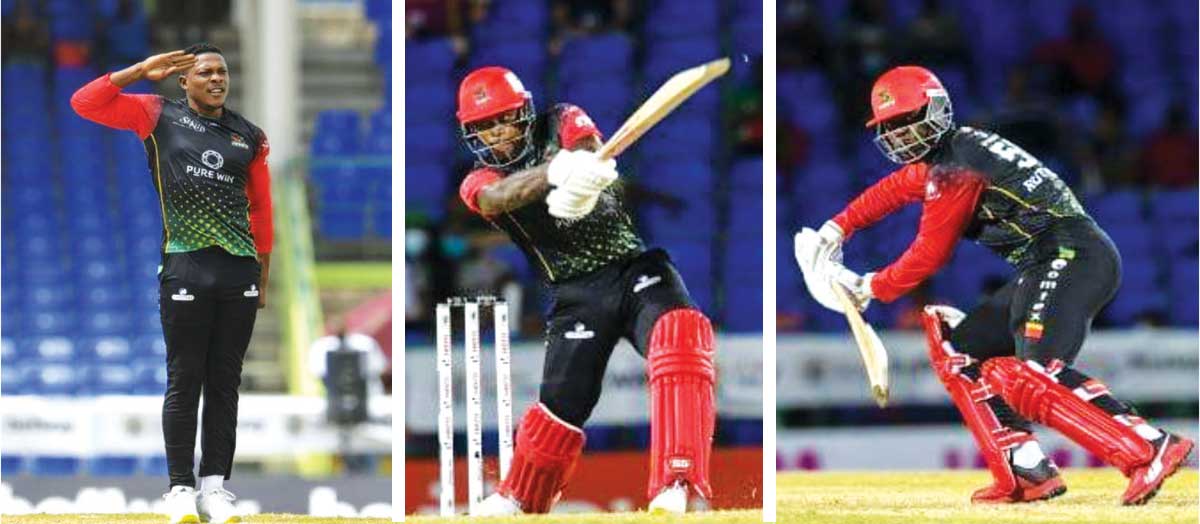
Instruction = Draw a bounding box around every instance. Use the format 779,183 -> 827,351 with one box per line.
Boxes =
496,403 -> 585,513
982,357 -> 1154,476
922,310 -> 1032,500
647,308 -> 716,500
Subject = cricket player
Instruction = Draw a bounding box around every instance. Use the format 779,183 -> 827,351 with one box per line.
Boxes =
454,66 -> 716,515
795,65 -> 1193,505
72,43 -> 272,523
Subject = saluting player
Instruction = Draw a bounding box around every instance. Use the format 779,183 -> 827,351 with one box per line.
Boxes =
795,65 -> 1192,505
72,43 -> 272,524
454,66 -> 716,515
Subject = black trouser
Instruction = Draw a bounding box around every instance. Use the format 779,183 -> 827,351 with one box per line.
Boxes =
948,218 -> 1135,430
159,247 -> 260,488
540,249 -> 695,427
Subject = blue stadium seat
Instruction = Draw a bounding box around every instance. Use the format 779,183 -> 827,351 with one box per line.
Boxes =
640,115 -> 716,162
89,456 -> 139,476
34,336 -> 75,362
475,0 -> 548,43
319,206 -> 368,239
1,363 -> 31,394
405,121 -> 455,162
731,158 -> 764,193
142,455 -> 169,476
132,335 -> 166,358
1102,258 -> 1164,324
33,364 -> 80,395
29,456 -> 81,476
132,358 -> 167,394
644,0 -> 718,38
404,80 -> 454,125
405,38 -> 458,80
88,364 -> 136,394
641,202 -> 716,242
727,191 -> 762,236
1168,259 -> 1198,326
559,33 -> 634,85
1,455 -> 24,476
78,336 -> 133,363
636,159 -> 714,196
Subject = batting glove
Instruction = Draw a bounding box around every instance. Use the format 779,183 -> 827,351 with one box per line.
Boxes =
829,262 -> 874,312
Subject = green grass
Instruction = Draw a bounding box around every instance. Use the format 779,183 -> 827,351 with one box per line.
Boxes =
0,514 -> 387,524
404,509 -> 763,524
314,261 -> 391,290
779,469 -> 1199,524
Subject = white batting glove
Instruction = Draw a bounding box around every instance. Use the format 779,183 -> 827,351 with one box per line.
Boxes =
815,220 -> 844,267
546,187 -> 598,219
545,149 -> 618,219
547,149 -> 617,194
828,262 -> 874,312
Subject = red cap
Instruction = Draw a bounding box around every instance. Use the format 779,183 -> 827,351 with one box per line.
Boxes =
864,66 -> 946,128
456,66 -> 531,124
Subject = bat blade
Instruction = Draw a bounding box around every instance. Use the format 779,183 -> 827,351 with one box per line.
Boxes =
597,57 -> 730,160
830,284 -> 890,407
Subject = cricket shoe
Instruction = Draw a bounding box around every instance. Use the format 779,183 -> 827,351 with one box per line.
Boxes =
648,480 -> 689,514
1122,433 -> 1194,506
476,493 -> 523,516
162,486 -> 200,524
972,458 -> 1066,504
196,487 -> 241,523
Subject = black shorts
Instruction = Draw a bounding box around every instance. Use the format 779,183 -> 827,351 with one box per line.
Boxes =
539,248 -> 696,427
949,218 -> 1121,365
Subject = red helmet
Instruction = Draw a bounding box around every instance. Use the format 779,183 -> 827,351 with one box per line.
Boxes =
866,65 -> 954,164
456,66 -> 531,124
456,66 -> 536,167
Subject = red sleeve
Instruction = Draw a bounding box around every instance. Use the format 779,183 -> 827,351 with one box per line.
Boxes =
832,164 -> 928,239
557,104 -> 602,150
70,73 -> 162,140
246,133 -> 273,254
459,168 -> 503,216
869,170 -> 987,302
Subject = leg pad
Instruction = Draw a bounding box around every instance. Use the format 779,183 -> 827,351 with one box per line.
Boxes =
647,308 -> 716,500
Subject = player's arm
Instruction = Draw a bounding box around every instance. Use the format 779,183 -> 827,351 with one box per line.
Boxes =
832,164 -> 928,239
247,132 -> 274,308
70,51 -> 195,139
473,163 -> 552,216
868,171 -> 986,302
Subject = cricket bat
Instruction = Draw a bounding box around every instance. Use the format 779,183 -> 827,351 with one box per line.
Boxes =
830,283 -> 890,407
597,57 -> 730,160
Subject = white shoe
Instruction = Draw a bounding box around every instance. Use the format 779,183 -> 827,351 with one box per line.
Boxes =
475,493 -> 523,516
648,480 -> 689,514
162,486 -> 200,524
196,488 -> 241,523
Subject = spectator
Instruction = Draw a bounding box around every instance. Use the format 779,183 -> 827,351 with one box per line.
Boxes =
1032,5 -> 1121,112
899,0 -> 968,68
2,0 -> 49,63
1134,104 -> 1199,188
778,0 -> 831,70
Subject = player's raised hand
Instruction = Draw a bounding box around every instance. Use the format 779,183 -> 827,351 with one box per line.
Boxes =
141,50 -> 197,81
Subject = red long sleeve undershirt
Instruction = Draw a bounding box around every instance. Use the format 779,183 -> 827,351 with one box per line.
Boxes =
71,74 -> 273,254
832,163 -> 986,302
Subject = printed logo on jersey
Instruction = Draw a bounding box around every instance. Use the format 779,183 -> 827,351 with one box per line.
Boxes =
243,284 -> 259,297
925,179 -> 941,200
633,274 -> 662,293
1024,247 -> 1075,341
173,115 -> 208,133
201,150 -> 224,170
230,133 -> 250,150
563,322 -> 595,340
171,288 -> 195,302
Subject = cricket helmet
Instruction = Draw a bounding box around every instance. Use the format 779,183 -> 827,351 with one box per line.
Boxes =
866,65 -> 954,164
457,66 -> 536,167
